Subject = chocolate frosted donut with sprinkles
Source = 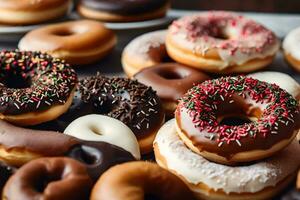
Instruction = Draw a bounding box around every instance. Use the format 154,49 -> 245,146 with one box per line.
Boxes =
79,74 -> 165,154
0,50 -> 77,126
175,76 -> 300,165
166,11 -> 280,74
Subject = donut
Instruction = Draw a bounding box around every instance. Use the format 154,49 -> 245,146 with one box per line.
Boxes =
154,119 -> 300,200
122,30 -> 168,77
79,74 -> 165,154
283,27 -> 300,73
134,63 -> 210,116
3,157 -> 93,200
0,0 -> 71,25
0,120 -> 135,173
0,50 -> 77,126
64,114 -> 141,159
91,161 -> 196,200
166,11 -> 280,74
18,20 -> 117,65
297,170 -> 300,190
248,71 -> 300,101
175,76 -> 300,165
77,0 -> 169,22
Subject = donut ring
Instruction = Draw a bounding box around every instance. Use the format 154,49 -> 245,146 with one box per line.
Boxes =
176,76 -> 300,165
79,74 -> 165,154
248,71 -> 300,101
283,27 -> 300,73
0,0 -> 71,25
77,0 -> 169,22
154,119 -> 300,200
0,50 -> 77,126
91,161 -> 196,200
64,114 -> 141,159
3,157 -> 93,200
19,20 -> 117,65
122,30 -> 168,77
0,120 -> 135,173
134,63 -> 210,116
166,11 -> 280,74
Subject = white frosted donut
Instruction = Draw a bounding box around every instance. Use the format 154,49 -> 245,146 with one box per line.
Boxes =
283,27 -> 300,72
166,11 -> 280,74
154,119 -> 300,199
121,30 -> 167,77
248,71 -> 300,100
64,114 -> 141,159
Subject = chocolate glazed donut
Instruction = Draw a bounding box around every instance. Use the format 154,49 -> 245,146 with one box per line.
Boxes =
0,120 -> 135,180
79,0 -> 169,15
134,63 -> 210,116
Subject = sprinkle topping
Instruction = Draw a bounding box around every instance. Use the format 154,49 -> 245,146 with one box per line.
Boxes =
79,73 -> 163,136
178,76 -> 299,146
0,50 -> 77,115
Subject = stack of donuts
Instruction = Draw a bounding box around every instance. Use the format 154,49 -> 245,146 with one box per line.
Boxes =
0,3 -> 298,199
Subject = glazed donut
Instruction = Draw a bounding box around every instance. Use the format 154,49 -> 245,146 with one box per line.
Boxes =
64,114 -> 141,159
166,11 -> 280,74
77,0 -> 169,22
3,157 -> 93,200
122,30 -> 168,77
248,71 -> 300,101
154,119 -> 300,200
283,27 -> 300,73
0,0 -> 71,25
0,50 -> 77,126
176,76 -> 300,165
79,74 -> 165,154
134,63 -> 210,116
19,20 -> 117,65
91,161 -> 196,200
0,120 -> 135,172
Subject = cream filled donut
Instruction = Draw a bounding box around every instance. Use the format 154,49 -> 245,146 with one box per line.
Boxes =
19,20 -> 117,65
154,119 -> 300,200
248,71 -> 300,101
176,76 -> 300,165
122,30 -> 168,77
166,11 -> 280,74
64,114 -> 141,160
0,0 -> 71,25
283,27 -> 300,73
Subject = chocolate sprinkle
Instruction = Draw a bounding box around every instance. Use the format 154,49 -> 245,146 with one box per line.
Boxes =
79,73 -> 164,137
0,50 -> 77,115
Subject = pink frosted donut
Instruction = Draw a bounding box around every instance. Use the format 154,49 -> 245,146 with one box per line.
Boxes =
166,11 -> 280,74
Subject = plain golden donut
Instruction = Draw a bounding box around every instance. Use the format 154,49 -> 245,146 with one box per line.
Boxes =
0,0 -> 71,25
91,161 -> 196,200
19,20 -> 117,65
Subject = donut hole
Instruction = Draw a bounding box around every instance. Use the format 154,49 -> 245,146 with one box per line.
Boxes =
157,70 -> 186,80
90,125 -> 102,136
79,146 -> 101,165
53,29 -> 75,37
35,171 -> 62,193
3,74 -> 31,89
220,115 -> 252,126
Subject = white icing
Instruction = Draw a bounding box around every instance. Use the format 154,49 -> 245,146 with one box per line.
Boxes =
169,12 -> 280,68
64,114 -> 141,159
123,30 -> 166,61
283,26 -> 300,60
249,71 -> 300,99
154,119 -> 300,194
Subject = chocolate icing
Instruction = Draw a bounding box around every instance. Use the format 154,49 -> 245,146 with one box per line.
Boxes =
79,74 -> 164,138
0,120 -> 135,178
0,50 -> 77,115
134,63 -> 210,103
79,0 -> 169,15
3,157 -> 93,200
